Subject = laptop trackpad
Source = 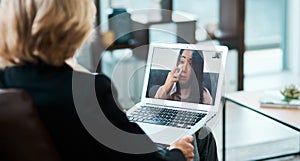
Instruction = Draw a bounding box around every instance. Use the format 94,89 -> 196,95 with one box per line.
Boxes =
138,123 -> 188,146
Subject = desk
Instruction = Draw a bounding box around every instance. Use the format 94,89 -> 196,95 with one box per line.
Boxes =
222,90 -> 300,161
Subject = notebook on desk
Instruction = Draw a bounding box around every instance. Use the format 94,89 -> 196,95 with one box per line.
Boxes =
126,43 -> 228,145
259,90 -> 300,109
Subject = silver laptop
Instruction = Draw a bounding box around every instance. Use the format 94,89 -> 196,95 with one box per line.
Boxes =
126,43 -> 228,145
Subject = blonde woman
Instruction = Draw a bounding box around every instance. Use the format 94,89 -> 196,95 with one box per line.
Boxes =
0,0 -> 195,161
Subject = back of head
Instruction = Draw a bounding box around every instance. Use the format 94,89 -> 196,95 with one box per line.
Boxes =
0,0 -> 96,67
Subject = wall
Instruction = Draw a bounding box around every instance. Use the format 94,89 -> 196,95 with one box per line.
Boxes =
224,50 -> 238,93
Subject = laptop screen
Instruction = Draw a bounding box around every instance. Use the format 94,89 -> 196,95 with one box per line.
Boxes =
145,46 -> 222,106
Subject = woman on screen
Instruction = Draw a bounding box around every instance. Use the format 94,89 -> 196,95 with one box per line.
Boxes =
155,49 -> 213,105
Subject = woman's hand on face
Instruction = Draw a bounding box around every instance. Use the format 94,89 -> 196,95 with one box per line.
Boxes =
167,136 -> 195,161
163,67 -> 181,93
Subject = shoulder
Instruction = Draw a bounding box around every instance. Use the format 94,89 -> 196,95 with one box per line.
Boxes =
94,73 -> 113,91
71,71 -> 114,94
202,87 -> 213,105
95,73 -> 111,84
92,73 -> 119,99
72,71 -> 111,85
203,87 -> 211,94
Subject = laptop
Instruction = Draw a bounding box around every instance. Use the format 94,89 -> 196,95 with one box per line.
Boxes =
126,43 -> 228,145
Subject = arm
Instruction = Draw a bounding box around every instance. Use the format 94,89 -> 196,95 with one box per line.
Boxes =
155,85 -> 172,99
0,70 -> 4,88
155,68 -> 180,99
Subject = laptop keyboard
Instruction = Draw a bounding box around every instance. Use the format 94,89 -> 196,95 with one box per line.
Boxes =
127,106 -> 207,129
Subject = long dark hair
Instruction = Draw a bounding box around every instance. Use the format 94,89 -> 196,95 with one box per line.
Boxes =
176,49 -> 204,103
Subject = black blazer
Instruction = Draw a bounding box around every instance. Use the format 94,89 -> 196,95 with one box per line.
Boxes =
0,63 -> 185,161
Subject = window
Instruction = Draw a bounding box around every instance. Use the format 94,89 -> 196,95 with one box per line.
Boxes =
244,0 -> 286,76
173,0 -> 219,27
173,0 -> 219,41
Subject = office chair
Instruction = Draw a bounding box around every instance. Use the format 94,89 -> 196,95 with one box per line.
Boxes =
0,89 -> 61,161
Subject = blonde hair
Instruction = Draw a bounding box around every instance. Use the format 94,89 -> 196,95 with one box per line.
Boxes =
0,0 -> 96,67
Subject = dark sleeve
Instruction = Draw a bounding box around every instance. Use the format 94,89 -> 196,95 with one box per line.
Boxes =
95,74 -> 141,133
0,70 -> 4,88
164,149 -> 187,161
94,74 -> 186,161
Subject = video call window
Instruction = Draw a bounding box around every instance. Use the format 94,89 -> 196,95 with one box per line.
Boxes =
146,47 -> 221,105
